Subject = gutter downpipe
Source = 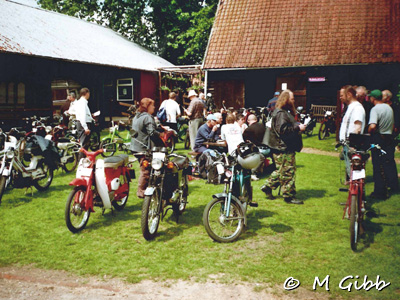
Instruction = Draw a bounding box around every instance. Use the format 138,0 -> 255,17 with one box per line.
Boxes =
204,70 -> 208,96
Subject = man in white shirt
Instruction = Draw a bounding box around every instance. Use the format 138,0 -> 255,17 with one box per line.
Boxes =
75,87 -> 94,151
159,92 -> 181,131
339,85 -> 366,179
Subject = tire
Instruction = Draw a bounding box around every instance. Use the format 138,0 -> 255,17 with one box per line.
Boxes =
173,174 -> 188,216
0,176 -> 7,204
184,129 -> 190,150
318,122 -> 327,140
89,132 -> 100,151
350,194 -> 358,251
177,124 -> 188,141
112,179 -> 129,211
167,135 -> 175,153
33,160 -> 54,191
62,147 -> 78,173
203,197 -> 245,243
18,138 -> 30,167
141,188 -> 161,240
65,186 -> 91,233
100,138 -> 116,157
305,126 -> 313,137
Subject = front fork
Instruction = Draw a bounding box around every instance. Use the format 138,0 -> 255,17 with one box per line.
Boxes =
225,166 -> 235,217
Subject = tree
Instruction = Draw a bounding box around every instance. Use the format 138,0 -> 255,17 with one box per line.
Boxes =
37,0 -> 218,64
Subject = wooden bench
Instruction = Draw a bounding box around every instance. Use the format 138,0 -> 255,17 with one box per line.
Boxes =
311,105 -> 337,122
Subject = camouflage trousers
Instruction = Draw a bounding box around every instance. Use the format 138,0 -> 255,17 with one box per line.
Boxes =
264,152 -> 296,198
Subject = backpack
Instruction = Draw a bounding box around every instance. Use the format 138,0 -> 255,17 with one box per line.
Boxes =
156,107 -> 167,123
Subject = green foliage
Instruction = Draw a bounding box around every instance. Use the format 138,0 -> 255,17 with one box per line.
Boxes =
37,0 -> 219,64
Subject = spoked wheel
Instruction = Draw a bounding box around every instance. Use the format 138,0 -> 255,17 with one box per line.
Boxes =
33,160 -> 54,191
89,132 -> 101,151
141,188 -> 161,240
166,135 -> 175,153
350,194 -> 359,251
177,124 -> 188,141
173,174 -> 188,217
203,197 -> 245,243
63,147 -> 78,173
18,139 -> 30,167
0,176 -> 7,204
184,129 -> 190,149
112,182 -> 129,211
100,138 -> 116,157
65,186 -> 90,233
318,122 -> 327,140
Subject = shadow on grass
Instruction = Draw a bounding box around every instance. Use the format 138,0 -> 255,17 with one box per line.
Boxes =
296,189 -> 327,201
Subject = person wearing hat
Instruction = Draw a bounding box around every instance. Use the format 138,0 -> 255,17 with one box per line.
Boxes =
184,90 -> 205,151
193,114 -> 218,153
267,91 -> 280,113
368,89 -> 398,198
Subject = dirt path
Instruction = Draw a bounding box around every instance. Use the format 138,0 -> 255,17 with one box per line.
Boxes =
0,266 -> 330,300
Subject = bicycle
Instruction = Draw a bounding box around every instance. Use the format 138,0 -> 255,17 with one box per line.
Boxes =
319,110 -> 336,140
336,134 -> 386,251
203,142 -> 262,242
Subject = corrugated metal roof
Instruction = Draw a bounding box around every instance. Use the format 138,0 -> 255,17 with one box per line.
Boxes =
0,0 -> 173,71
203,0 -> 400,70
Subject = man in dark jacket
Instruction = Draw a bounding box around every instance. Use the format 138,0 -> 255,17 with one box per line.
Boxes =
243,114 -> 265,145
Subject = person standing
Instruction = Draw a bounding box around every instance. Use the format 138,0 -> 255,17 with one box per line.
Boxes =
261,90 -> 306,204
368,89 -> 399,198
267,91 -> 280,113
339,85 -> 366,179
356,86 -> 372,131
185,90 -> 205,151
382,89 -> 400,137
61,92 -> 77,126
74,88 -> 94,152
130,98 -> 164,198
159,92 -> 181,131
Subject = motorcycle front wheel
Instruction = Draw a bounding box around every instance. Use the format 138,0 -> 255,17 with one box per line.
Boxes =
89,131 -> 101,151
100,138 -> 116,157
318,122 -> 327,140
172,174 -> 188,216
141,188 -> 161,240
33,160 -> 54,191
203,197 -> 244,243
65,186 -> 91,233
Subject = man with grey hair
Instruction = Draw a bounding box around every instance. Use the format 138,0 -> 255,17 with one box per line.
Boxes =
383,89 -> 400,137
356,85 -> 372,131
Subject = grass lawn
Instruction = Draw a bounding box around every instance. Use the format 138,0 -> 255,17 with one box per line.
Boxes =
0,138 -> 399,299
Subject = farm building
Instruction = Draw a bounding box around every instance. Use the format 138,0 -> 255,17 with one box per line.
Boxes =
0,0 -> 173,127
202,0 -> 400,111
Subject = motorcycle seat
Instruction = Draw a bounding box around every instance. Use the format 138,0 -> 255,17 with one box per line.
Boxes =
172,155 -> 190,169
58,137 -> 71,143
104,154 -> 129,168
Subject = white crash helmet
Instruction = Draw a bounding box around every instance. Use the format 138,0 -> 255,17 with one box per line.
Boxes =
236,142 -> 262,170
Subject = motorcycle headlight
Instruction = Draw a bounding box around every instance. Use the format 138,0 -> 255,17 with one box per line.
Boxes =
6,150 -> 14,159
81,158 -> 91,168
151,158 -> 163,170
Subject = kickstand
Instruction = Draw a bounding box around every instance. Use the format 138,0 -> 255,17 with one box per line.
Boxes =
25,187 -> 33,197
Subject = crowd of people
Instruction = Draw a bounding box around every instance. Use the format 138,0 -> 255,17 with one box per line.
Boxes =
65,86 -> 399,205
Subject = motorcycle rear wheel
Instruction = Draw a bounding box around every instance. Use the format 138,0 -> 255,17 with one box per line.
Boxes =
166,135 -> 175,153
184,129 -> 190,149
112,181 -> 129,211
63,148 -> 78,173
141,188 -> 161,240
0,176 -> 7,204
100,138 -> 116,157
173,174 -> 188,216
203,197 -> 244,243
33,160 -> 54,191
65,186 -> 91,233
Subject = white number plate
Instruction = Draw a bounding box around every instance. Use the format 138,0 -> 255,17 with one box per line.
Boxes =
153,152 -> 165,161
352,169 -> 365,180
76,166 -> 92,178
216,164 -> 225,175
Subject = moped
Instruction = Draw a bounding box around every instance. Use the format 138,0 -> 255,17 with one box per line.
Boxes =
65,148 -> 135,233
296,106 -> 316,137
139,146 -> 191,240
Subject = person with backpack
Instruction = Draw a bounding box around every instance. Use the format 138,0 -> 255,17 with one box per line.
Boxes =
159,92 -> 181,131
261,90 -> 306,204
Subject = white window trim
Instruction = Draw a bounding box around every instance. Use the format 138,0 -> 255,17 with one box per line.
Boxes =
117,78 -> 134,101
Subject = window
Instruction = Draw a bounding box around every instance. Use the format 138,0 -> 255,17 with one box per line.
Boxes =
17,83 -> 25,104
0,82 -> 26,105
117,78 -> 134,101
7,83 -> 14,103
0,83 -> 5,104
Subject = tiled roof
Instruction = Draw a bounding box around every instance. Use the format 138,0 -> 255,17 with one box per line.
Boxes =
0,0 -> 173,72
203,0 -> 400,69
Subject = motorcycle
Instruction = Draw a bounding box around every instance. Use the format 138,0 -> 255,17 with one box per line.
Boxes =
319,110 -> 336,140
296,106 -> 316,137
65,148 -> 135,233
203,142 -> 263,242
140,146 -> 191,240
0,135 -> 56,204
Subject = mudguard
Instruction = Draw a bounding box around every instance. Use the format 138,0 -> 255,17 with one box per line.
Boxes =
212,193 -> 247,226
69,178 -> 88,187
144,186 -> 155,196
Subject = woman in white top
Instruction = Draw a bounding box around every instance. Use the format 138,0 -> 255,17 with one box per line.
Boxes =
221,113 -> 244,155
